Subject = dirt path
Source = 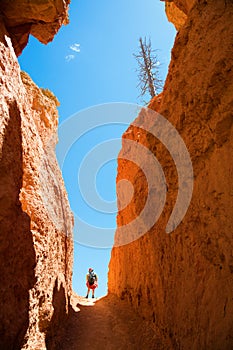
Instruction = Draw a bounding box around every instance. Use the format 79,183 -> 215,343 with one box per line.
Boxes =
58,293 -> 167,350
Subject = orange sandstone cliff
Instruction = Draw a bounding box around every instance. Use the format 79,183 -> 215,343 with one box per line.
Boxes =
0,0 -> 70,56
0,3 -> 73,349
109,0 -> 233,349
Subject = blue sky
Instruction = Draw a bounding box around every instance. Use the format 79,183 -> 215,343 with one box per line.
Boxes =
19,0 -> 176,297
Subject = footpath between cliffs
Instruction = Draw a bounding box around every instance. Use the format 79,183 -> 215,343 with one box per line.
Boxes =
57,293 -> 167,350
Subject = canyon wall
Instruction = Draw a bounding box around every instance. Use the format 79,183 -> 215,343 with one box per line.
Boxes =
109,0 -> 233,349
0,6 -> 73,350
0,0 -> 70,56
165,2 -> 187,30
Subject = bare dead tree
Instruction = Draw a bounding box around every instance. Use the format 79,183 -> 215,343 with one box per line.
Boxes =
134,37 -> 163,101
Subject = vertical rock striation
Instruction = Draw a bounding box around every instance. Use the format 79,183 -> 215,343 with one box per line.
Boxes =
0,13 -> 73,350
109,0 -> 233,348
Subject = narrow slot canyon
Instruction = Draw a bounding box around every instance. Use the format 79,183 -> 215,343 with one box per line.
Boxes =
0,1 -> 233,349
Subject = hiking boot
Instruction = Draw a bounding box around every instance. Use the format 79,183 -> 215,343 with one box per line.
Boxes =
92,295 -> 95,298
85,295 -> 88,298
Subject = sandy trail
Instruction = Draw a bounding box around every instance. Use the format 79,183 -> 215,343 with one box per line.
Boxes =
59,293 -> 166,350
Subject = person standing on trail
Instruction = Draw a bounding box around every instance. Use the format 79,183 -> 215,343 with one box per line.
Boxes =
85,267 -> 98,298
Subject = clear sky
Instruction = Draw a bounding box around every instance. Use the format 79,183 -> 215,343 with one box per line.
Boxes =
19,0 -> 176,297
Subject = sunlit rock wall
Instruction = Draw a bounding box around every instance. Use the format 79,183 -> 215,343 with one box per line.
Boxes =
0,18 -> 73,349
109,0 -> 233,348
0,0 -> 70,55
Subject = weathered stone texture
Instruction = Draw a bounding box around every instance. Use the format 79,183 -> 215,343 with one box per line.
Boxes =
109,1 -> 233,348
0,0 -> 70,55
0,20 -> 73,349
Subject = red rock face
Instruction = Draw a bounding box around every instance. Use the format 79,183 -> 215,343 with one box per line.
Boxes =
161,0 -> 196,15
0,20 -> 73,348
109,0 -> 233,348
171,0 -> 195,14
165,2 -> 187,30
0,0 -> 70,56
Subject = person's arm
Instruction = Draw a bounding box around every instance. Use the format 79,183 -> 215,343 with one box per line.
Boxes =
95,274 -> 98,282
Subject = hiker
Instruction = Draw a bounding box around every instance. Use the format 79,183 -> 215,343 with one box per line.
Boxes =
85,267 -> 98,298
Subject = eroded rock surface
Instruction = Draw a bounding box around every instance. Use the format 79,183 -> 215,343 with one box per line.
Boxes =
163,0 -> 196,15
109,0 -> 233,348
165,2 -> 187,30
0,0 -> 70,55
0,20 -> 73,349
162,0 -> 196,30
